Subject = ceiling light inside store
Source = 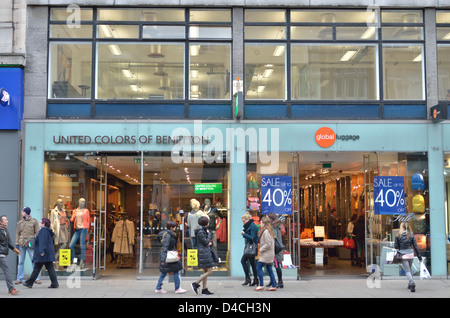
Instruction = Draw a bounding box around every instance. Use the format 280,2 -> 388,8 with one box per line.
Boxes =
190,45 -> 200,56
257,85 -> 265,93
443,32 -> 450,40
191,69 -> 199,79
360,27 -> 376,39
99,25 -> 113,38
340,50 -> 358,62
272,45 -> 285,57
263,68 -> 274,78
121,69 -> 133,78
108,44 -> 122,56
130,84 -> 139,92
148,44 -> 164,58
413,54 -> 422,62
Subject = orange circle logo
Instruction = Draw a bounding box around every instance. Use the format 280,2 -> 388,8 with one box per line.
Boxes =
433,109 -> 437,119
315,127 -> 336,148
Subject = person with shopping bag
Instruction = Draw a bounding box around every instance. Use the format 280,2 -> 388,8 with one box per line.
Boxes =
394,222 -> 422,292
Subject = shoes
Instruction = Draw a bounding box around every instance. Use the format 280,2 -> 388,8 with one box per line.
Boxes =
175,288 -> 187,294
8,288 -> 19,295
254,286 -> 264,291
266,287 -> 277,291
14,280 -> 21,285
249,278 -> 259,287
191,282 -> 200,294
22,281 -> 32,288
410,283 -> 416,293
35,280 -> 42,284
277,282 -> 284,289
48,285 -> 59,289
242,278 -> 251,286
155,289 -> 167,294
201,288 -> 214,295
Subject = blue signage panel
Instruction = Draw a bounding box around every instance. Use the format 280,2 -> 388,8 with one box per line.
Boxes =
0,67 -> 24,130
261,175 -> 293,215
374,176 -> 405,215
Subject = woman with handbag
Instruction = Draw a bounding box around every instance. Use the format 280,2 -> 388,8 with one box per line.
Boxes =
395,221 -> 422,292
191,216 -> 216,295
155,220 -> 186,294
255,216 -> 277,291
240,212 -> 259,286
267,213 -> 284,288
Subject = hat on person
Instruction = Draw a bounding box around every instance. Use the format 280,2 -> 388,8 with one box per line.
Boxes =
22,207 -> 31,215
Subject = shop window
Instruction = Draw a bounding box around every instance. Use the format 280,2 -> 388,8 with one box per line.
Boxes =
96,43 -> 184,100
50,7 -> 93,21
48,43 -> 92,99
43,152 -> 230,277
291,9 -> 375,23
291,44 -> 377,100
189,9 -> 231,22
97,25 -> 139,39
245,9 -> 286,23
50,25 -> 93,39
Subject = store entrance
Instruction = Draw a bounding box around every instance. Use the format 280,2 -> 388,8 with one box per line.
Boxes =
291,151 -> 378,277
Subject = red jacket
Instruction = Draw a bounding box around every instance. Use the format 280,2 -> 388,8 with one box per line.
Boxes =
71,208 -> 90,230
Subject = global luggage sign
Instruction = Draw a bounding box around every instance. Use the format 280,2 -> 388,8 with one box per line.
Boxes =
374,176 -> 405,215
261,175 -> 293,215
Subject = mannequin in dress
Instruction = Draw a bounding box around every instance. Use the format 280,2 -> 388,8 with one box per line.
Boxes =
50,198 -> 69,262
69,198 -> 90,269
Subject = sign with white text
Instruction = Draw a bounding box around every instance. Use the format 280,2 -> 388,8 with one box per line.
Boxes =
261,175 -> 293,215
374,176 -> 405,215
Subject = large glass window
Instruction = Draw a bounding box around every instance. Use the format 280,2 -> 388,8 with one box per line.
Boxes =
48,43 -> 92,99
437,11 -> 450,100
382,45 -> 424,100
96,43 -> 185,100
291,44 -> 377,100
245,44 -> 286,99
43,151 -> 230,277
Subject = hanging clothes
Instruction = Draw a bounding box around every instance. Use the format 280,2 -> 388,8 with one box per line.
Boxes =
216,217 -> 227,243
112,219 -> 135,254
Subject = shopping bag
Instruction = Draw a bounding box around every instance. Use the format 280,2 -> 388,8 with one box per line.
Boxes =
343,236 -> 356,249
165,250 -> 180,263
419,262 -> 430,280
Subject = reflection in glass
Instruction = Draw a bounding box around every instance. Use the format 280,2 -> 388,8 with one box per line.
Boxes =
291,26 -> 332,40
291,45 -> 377,100
382,26 -> 423,40
245,9 -> 286,23
381,10 -> 423,23
48,43 -> 92,99
143,26 -> 185,39
245,26 -> 286,40
97,25 -> 139,38
291,10 -> 375,23
50,25 -> 93,39
189,26 -> 231,39
51,8 -> 93,21
437,27 -> 450,41
190,9 -> 231,22
245,44 -> 286,100
382,45 -> 424,100
336,27 -> 378,40
96,43 -> 184,100
437,45 -> 450,100
190,44 -> 231,100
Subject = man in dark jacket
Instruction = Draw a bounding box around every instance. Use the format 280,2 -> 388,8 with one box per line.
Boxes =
0,215 -> 21,295
23,218 -> 59,289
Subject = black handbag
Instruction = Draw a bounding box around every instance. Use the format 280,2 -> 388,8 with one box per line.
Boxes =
274,237 -> 285,254
244,242 -> 258,257
393,250 -> 403,264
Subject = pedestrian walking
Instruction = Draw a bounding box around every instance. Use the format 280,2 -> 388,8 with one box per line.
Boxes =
347,214 -> 358,266
23,218 -> 59,289
353,214 -> 365,267
255,216 -> 277,291
240,212 -> 259,286
0,215 -> 21,295
267,212 -> 284,288
15,207 -> 41,285
191,216 -> 216,295
155,220 -> 186,294
395,221 -> 422,292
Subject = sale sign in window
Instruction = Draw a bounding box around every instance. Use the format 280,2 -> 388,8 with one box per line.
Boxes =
261,175 -> 293,215
374,176 -> 405,215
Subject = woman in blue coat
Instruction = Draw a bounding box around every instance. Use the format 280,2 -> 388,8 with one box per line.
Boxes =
240,212 -> 259,286
23,218 -> 59,288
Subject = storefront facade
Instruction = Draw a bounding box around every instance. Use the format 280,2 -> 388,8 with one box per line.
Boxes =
21,2 -> 450,279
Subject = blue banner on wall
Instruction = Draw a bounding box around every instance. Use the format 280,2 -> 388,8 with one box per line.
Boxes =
261,175 -> 293,215
0,68 -> 24,130
374,176 -> 405,215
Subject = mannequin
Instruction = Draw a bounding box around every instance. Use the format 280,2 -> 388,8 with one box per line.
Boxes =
111,214 -> 135,268
69,198 -> 90,269
204,199 -> 217,248
186,199 -> 208,248
50,198 -> 69,262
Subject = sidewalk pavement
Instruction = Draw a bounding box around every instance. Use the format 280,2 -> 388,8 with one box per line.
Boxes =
6,275 -> 450,299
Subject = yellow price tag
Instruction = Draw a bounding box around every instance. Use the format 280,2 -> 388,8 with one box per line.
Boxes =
186,249 -> 198,267
59,249 -> 71,266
